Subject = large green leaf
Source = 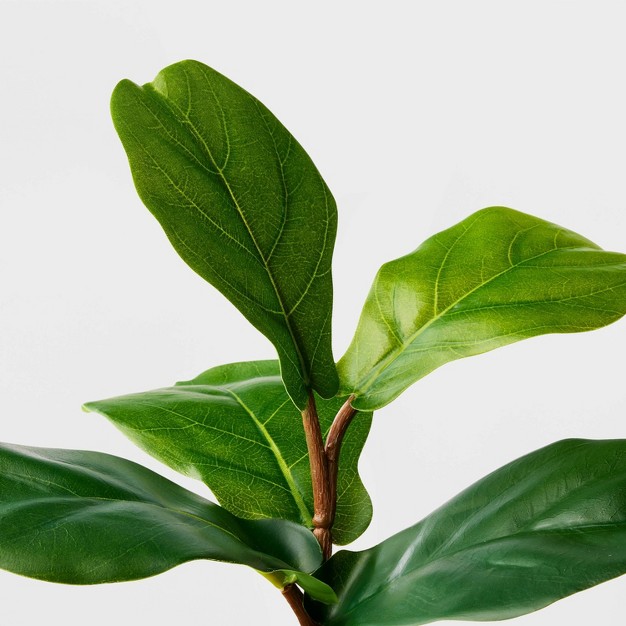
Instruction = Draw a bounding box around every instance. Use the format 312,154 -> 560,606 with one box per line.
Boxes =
84,361 -> 372,545
339,207 -> 626,410
111,60 -> 339,409
307,439 -> 626,625
0,442 -> 336,601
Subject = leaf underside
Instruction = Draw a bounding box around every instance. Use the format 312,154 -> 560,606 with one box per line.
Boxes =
111,60 -> 339,409
339,206 -> 626,410
0,442 -> 338,602
307,439 -> 626,625
84,360 -> 373,545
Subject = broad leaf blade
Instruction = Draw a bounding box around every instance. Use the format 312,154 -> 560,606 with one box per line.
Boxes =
111,60 -> 339,408
339,207 -> 626,410
84,361 -> 372,545
0,442 -> 330,596
307,439 -> 626,625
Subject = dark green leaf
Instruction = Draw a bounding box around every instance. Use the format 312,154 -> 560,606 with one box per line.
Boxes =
307,439 -> 626,625
339,207 -> 626,410
0,442 -> 336,601
111,60 -> 339,408
84,361 -> 372,545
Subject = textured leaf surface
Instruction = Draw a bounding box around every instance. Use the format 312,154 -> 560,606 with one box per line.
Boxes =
111,60 -> 339,408
339,207 -> 626,410
308,439 -> 626,625
84,361 -> 372,545
0,442 -> 333,600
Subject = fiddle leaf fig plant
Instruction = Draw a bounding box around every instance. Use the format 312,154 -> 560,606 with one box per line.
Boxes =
1,59 -> 626,626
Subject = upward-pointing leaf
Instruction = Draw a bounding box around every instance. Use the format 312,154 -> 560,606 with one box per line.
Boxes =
111,60 -> 339,408
339,207 -> 626,410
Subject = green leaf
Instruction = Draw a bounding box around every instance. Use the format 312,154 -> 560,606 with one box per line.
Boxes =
339,207 -> 626,410
110,60 -> 339,409
307,439 -> 626,625
263,570 -> 338,605
84,360 -> 372,545
0,441 -> 336,601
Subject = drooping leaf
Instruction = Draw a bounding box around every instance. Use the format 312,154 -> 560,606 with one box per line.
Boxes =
339,207 -> 626,410
84,361 -> 372,545
111,60 -> 339,409
307,439 -> 626,625
0,442 -> 337,601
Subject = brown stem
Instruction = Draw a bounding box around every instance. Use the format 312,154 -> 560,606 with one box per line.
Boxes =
325,394 -> 357,527
282,584 -> 320,626
301,391 -> 333,559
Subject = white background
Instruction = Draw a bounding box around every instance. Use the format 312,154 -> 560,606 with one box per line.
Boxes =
1,1 -> 626,624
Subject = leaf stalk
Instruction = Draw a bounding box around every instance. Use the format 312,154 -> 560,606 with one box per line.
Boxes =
301,392 -> 333,559
282,584 -> 320,626
325,394 -> 358,526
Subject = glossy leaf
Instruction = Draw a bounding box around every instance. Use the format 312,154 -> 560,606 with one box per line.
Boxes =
0,442 -> 337,601
308,439 -> 626,625
339,207 -> 626,410
84,361 -> 372,545
111,60 -> 339,409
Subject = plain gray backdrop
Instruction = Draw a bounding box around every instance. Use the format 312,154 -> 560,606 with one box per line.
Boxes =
1,1 -> 626,624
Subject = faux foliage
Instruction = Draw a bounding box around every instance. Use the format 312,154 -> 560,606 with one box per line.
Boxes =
111,61 -> 338,409
84,361 -> 372,545
2,60 -> 626,625
306,439 -> 626,625
339,206 -> 626,410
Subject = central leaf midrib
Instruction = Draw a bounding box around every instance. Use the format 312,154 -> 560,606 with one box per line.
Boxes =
223,388 -> 312,526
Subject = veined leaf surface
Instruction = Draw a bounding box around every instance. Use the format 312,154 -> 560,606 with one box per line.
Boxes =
0,443 -> 336,601
308,439 -> 626,625
84,361 -> 372,545
111,60 -> 339,408
339,207 -> 626,410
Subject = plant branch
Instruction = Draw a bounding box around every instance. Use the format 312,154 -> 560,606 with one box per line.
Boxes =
301,391 -> 333,559
282,584 -> 320,626
325,394 -> 358,526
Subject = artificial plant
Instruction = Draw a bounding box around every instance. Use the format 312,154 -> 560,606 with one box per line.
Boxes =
1,60 -> 626,626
